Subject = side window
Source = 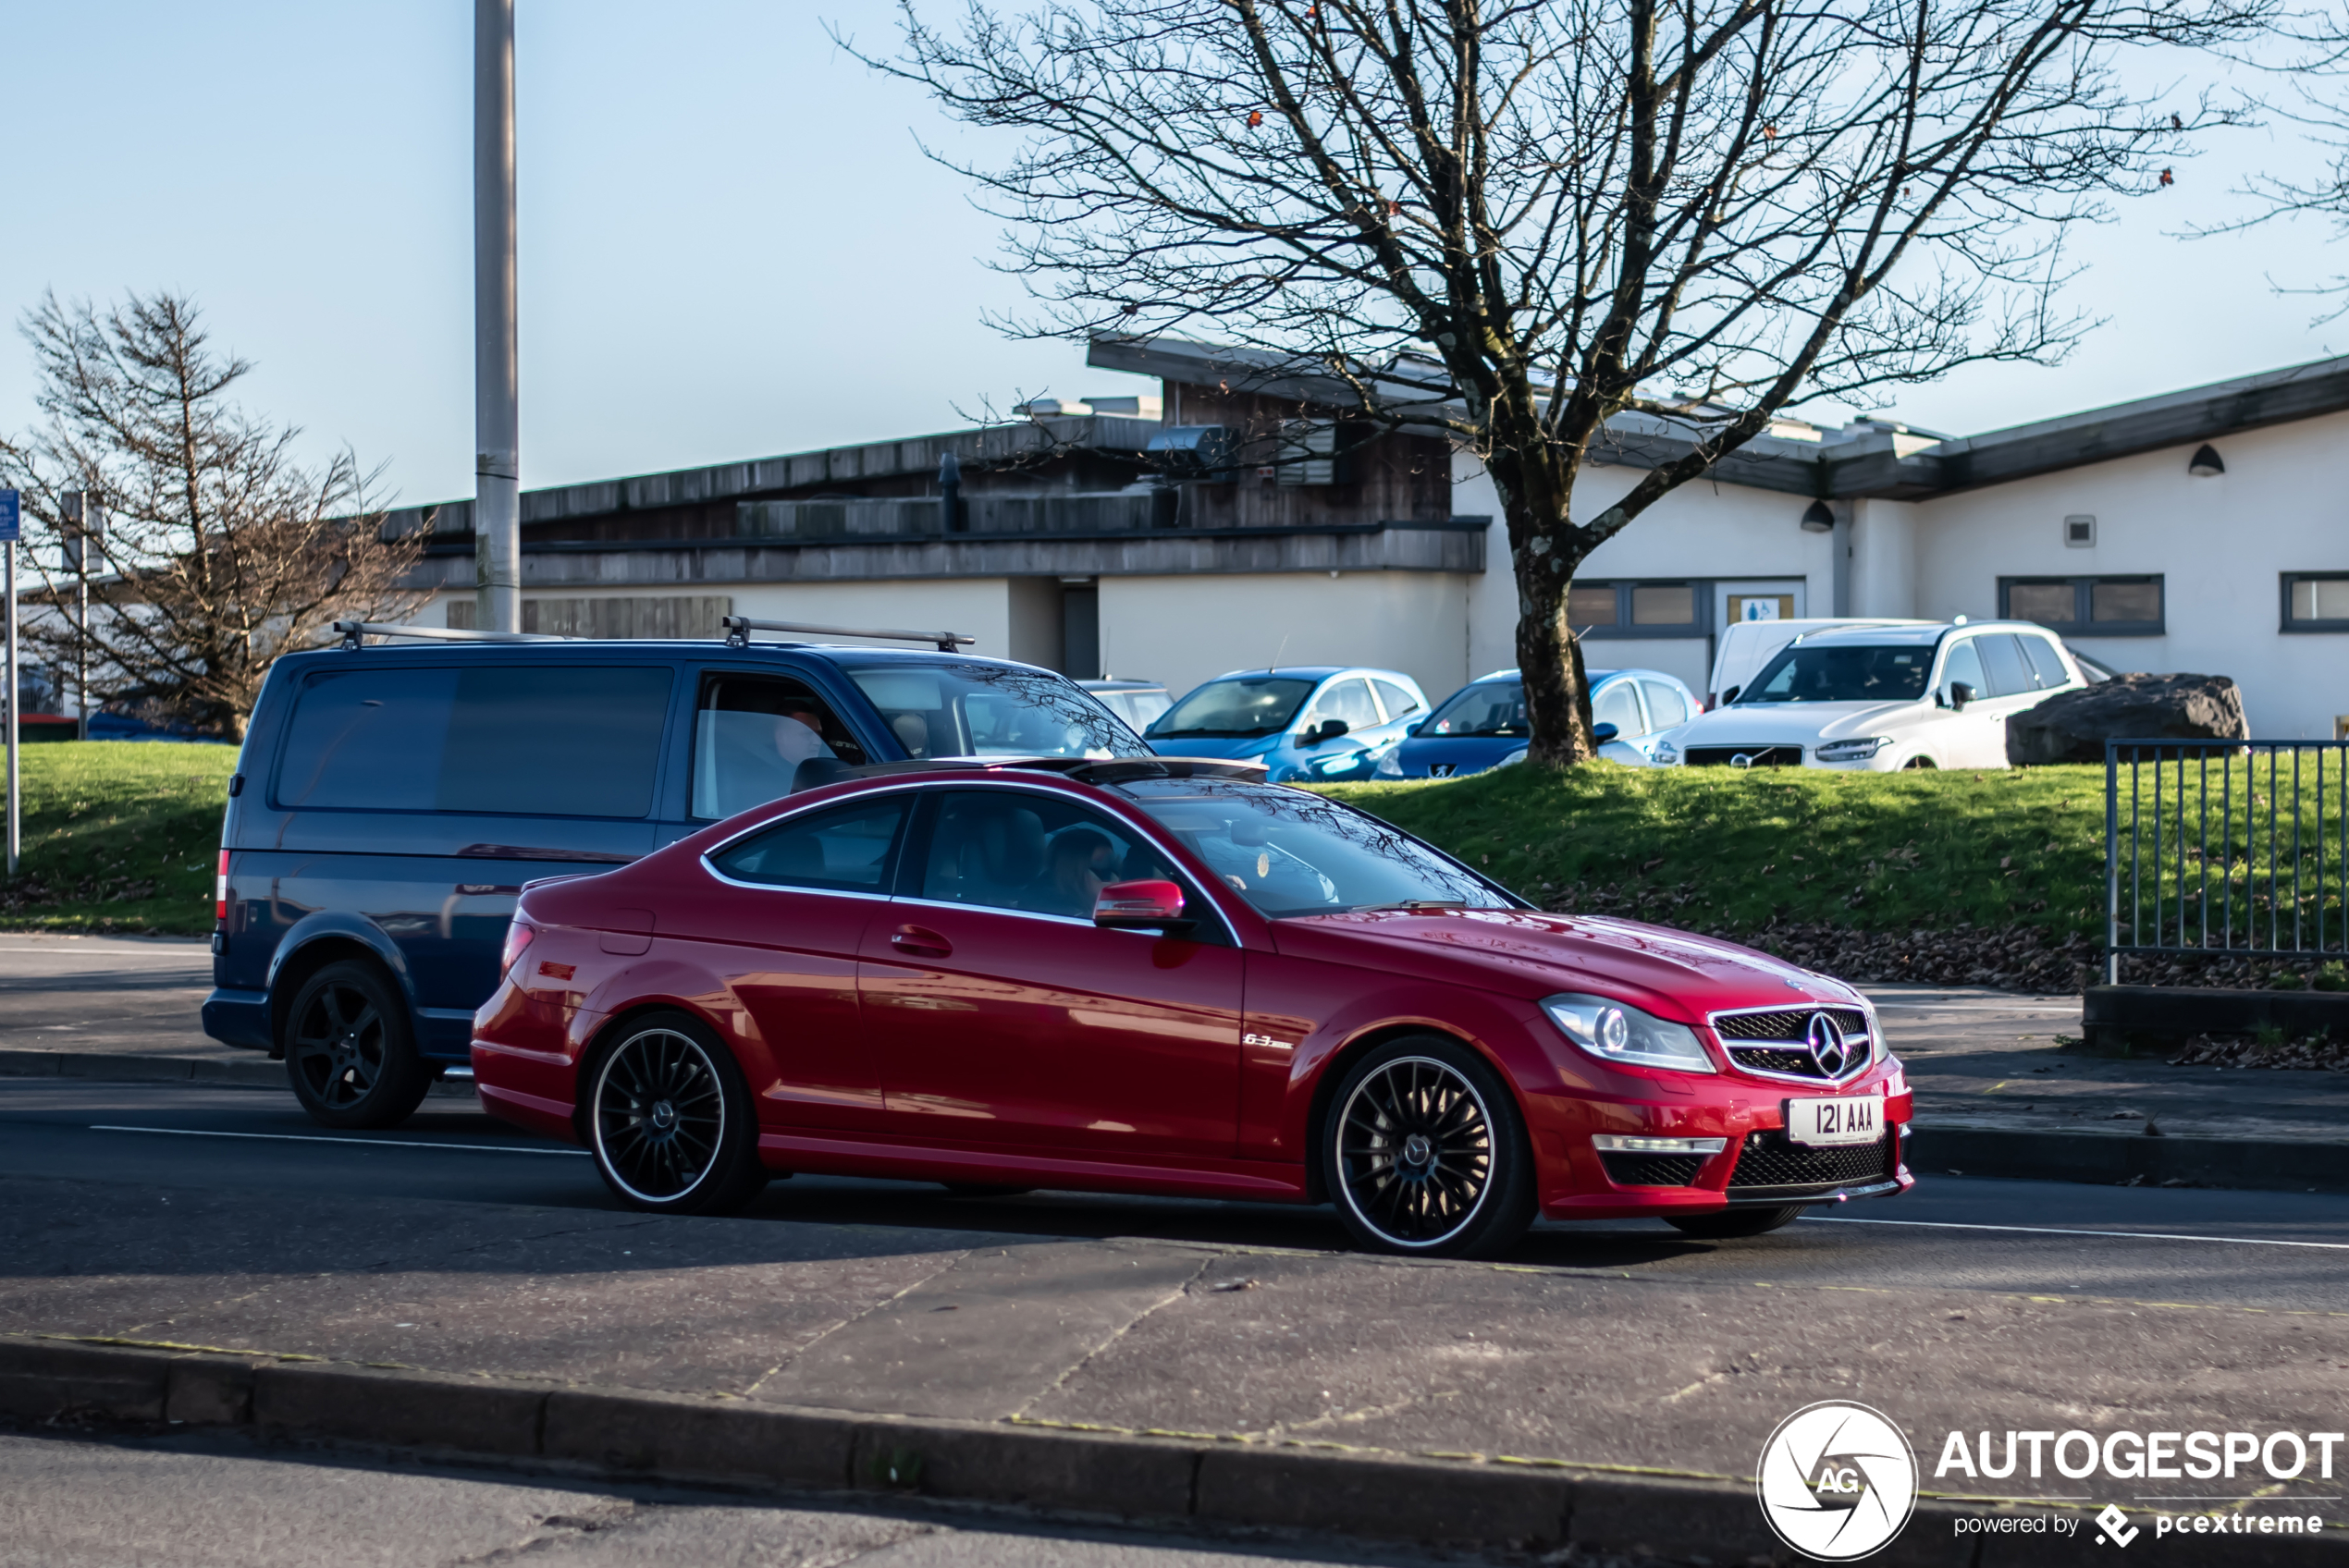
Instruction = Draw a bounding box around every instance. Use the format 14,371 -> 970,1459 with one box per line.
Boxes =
437,667 -> 673,817
1940,639 -> 1987,702
1371,680 -> 1423,723
1641,680 -> 1690,729
2018,635 -> 2071,689
692,672 -> 867,821
1976,633 -> 2033,698
1593,680 -> 1644,738
708,796 -> 909,892
916,790 -> 1216,933
277,665 -> 671,818
275,668 -> 459,810
1310,679 -> 1381,732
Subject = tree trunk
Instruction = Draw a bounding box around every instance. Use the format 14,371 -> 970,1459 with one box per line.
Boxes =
1489,437 -> 1599,767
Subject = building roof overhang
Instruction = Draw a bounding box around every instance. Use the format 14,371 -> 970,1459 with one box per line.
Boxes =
1088,335 -> 2349,502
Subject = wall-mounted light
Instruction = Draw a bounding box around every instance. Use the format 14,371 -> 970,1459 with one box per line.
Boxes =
1800,500 -> 1836,533
2188,443 -> 2225,477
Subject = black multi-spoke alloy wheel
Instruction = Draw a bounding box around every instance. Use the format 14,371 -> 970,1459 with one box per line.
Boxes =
1666,1205 -> 1806,1239
1322,1035 -> 1535,1258
283,960 -> 433,1130
585,1012 -> 768,1216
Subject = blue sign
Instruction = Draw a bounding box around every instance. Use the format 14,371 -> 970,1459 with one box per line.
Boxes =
0,489 -> 17,544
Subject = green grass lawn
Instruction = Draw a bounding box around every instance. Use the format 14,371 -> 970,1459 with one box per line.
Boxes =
0,742 -> 2118,947
1321,761 -> 2113,942
0,741 -> 238,936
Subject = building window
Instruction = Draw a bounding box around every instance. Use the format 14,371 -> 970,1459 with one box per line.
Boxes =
2283,573 -> 2349,633
1567,583 -> 1617,626
1997,575 -> 2164,637
1571,580 -> 1709,639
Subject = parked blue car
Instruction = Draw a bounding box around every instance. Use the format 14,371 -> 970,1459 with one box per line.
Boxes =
1373,667 -> 1703,778
1143,666 -> 1430,783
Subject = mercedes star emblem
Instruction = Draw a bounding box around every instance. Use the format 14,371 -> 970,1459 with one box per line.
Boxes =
1805,1012 -> 1851,1077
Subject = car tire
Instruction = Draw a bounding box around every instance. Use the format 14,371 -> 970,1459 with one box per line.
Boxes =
1665,1205 -> 1806,1239
283,960 -> 434,1130
584,1011 -> 769,1217
1322,1035 -> 1536,1259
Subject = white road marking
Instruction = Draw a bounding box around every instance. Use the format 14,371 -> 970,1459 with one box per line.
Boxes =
90,1124 -> 587,1157
1804,1215 -> 2349,1250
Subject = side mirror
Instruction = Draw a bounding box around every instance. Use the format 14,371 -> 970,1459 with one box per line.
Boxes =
1721,685 -> 1741,706
1947,680 -> 1974,712
1093,879 -> 1192,931
1302,718 -> 1349,744
1592,721 -> 1619,744
1406,721 -> 1424,737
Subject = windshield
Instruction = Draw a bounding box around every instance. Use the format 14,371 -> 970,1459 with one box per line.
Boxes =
1421,679 -> 1526,738
1737,644 -> 1932,704
845,663 -> 1150,759
1149,677 -> 1315,739
1119,778 -> 1514,918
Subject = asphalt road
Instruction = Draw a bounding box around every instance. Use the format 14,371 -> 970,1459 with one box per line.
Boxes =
3,1075 -> 2346,1310
0,1426 -> 1487,1568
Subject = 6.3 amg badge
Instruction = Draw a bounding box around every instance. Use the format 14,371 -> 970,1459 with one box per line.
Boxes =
1757,1402 -> 1919,1560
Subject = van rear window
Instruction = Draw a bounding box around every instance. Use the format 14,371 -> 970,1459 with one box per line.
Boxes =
276,666 -> 673,818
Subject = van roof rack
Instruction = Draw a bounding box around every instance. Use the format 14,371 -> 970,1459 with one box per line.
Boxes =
722,616 -> 974,652
329,620 -> 579,649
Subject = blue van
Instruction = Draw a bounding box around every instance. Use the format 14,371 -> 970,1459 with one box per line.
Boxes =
203,622 -> 1149,1129
1373,667 -> 1703,778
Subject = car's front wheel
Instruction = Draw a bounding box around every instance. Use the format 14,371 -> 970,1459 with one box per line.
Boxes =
1322,1035 -> 1535,1258
584,1012 -> 769,1216
284,960 -> 433,1130
1666,1205 -> 1806,1239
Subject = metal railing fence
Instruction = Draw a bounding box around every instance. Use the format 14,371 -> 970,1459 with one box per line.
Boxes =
2106,739 -> 2349,982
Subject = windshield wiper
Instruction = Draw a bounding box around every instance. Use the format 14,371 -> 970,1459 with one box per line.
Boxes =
1355,899 -> 1470,913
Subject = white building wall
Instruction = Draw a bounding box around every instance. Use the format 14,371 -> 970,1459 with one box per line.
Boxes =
1849,498 -> 1920,619
1100,571 -> 1472,705
1910,410 -> 2349,738
1452,449 -> 1823,698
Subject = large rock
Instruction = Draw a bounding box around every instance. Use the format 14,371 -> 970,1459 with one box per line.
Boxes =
2007,673 -> 2248,766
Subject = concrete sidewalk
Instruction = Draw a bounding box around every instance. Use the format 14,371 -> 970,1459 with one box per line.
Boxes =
6,1170 -> 2348,1562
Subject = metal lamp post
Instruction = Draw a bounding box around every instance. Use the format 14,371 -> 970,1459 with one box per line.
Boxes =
474,0 -> 521,634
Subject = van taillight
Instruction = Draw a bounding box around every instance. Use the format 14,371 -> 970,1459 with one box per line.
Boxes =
215,851 -> 230,924
500,920 -> 537,978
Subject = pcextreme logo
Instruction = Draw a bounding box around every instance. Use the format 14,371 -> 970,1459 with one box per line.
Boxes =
1757,1402 -> 1920,1561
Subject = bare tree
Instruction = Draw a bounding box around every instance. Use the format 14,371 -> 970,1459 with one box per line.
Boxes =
1,291 -> 425,740
860,0 -> 2266,763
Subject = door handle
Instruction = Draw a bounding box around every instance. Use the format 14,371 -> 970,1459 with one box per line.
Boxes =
891,925 -> 953,959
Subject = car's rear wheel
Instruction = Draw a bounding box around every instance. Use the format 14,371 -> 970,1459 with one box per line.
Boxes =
1322,1036 -> 1535,1259
1666,1205 -> 1806,1239
284,960 -> 433,1130
584,1012 -> 768,1216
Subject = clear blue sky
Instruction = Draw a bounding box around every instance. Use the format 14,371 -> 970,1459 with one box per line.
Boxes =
1,2 -> 2335,507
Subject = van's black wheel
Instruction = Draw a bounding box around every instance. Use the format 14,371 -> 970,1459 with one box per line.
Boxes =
284,960 -> 433,1130
1322,1035 -> 1536,1259
584,1012 -> 768,1216
1666,1206 -> 1806,1239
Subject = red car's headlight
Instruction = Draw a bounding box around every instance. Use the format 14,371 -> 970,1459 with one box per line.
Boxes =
499,919 -> 537,978
1541,992 -> 1716,1073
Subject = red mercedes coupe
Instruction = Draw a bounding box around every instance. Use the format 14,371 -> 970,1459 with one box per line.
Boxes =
472,759 -> 1912,1256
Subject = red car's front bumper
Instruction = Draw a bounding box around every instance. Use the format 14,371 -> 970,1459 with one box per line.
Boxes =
1521,1060 -> 1914,1220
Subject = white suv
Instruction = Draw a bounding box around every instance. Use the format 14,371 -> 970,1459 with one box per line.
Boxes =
1650,620 -> 2085,771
